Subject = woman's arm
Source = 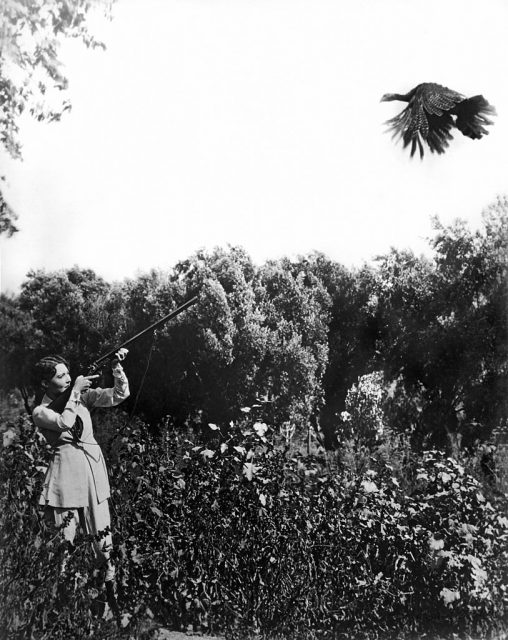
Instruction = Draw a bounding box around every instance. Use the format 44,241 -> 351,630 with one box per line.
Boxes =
32,388 -> 81,433
32,374 -> 98,433
82,363 -> 130,409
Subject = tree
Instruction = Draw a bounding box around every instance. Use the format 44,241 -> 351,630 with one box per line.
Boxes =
375,198 -> 508,450
0,0 -> 113,234
15,266 -> 118,387
122,247 -> 270,427
306,253 -> 380,445
0,181 -> 18,236
120,249 -> 332,433
255,256 -> 331,434
426,198 -> 508,447
0,293 -> 34,392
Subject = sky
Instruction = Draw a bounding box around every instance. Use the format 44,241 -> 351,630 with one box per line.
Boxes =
1,0 -> 508,294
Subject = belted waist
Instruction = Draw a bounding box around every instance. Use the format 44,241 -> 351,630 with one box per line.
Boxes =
52,440 -> 103,463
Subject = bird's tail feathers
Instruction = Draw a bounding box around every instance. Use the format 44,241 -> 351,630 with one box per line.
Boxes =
455,95 -> 496,139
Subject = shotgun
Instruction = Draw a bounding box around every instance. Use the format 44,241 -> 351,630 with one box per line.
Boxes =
47,294 -> 199,414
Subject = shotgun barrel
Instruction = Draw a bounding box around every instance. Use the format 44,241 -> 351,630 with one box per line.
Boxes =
47,294 -> 199,414
88,295 -> 199,373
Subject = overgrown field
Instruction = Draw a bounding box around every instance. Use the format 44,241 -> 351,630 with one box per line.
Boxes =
1,408 -> 507,640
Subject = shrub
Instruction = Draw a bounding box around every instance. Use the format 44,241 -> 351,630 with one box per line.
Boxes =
1,410 -> 507,639
109,414 -> 508,639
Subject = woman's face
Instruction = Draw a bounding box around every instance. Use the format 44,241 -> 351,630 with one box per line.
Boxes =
44,363 -> 71,399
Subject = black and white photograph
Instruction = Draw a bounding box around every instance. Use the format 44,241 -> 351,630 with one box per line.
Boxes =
1,1 -> 507,638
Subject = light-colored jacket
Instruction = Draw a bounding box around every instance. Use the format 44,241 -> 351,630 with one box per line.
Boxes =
32,366 -> 130,508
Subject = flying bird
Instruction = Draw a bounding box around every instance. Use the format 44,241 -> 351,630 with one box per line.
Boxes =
381,83 -> 496,158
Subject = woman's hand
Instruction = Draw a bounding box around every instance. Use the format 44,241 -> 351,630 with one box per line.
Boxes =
73,375 -> 100,394
111,348 -> 129,368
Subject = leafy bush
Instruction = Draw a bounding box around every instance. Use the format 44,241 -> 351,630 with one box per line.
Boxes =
1,410 -> 507,639
108,413 -> 508,638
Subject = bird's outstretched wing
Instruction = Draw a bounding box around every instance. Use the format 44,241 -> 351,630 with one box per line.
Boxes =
420,84 -> 464,116
425,113 -> 455,155
385,83 -> 462,158
385,104 -> 425,158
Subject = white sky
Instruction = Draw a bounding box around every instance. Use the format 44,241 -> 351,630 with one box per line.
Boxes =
1,0 -> 508,294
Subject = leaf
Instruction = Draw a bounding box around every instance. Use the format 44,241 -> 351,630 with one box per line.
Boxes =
497,515 -> 508,528
208,423 -> 219,430
440,588 -> 460,605
2,429 -> 17,447
150,506 -> 163,518
240,407 -> 251,413
466,554 -> 481,568
243,462 -> 258,481
361,480 -> 378,493
253,422 -> 268,437
429,536 -> 444,551
201,449 -> 215,459
472,566 -> 488,585
120,613 -> 132,628
259,493 -> 267,506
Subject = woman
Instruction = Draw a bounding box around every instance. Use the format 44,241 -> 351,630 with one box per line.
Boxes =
32,349 -> 129,612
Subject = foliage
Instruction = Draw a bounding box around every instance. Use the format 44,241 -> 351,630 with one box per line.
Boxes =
2,407 -> 507,640
375,198 -> 508,449
338,371 -> 387,445
94,246 -> 330,432
0,183 -> 18,236
1,203 -> 507,453
0,0 -> 113,235
254,255 -> 331,431
0,294 -> 34,391
15,266 -> 124,385
120,247 -> 270,426
311,254 -> 379,446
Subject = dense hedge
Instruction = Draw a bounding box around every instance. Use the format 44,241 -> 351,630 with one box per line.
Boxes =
1,410 -> 507,639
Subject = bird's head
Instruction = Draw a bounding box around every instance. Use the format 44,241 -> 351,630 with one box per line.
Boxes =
380,93 -> 398,102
